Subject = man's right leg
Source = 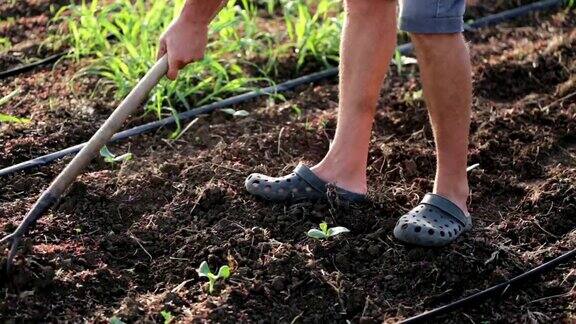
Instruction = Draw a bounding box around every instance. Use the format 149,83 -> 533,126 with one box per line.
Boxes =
245,0 -> 397,202
311,0 -> 398,194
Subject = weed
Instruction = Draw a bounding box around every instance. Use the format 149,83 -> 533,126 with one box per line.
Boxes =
197,261 -> 231,294
307,222 -> 350,239
0,37 -> 11,52
160,310 -> 174,324
55,0 -> 344,127
0,88 -> 30,124
99,146 -> 133,163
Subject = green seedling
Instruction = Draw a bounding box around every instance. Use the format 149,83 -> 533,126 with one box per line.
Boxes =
99,146 -> 133,163
160,310 -> 174,324
307,222 -> 350,240
0,88 -> 31,124
0,37 -> 11,52
196,261 -> 231,294
221,108 -> 250,117
109,317 -> 125,324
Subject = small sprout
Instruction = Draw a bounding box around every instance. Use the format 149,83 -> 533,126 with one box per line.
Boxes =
221,108 -> 250,117
0,87 -> 30,124
291,105 -> 302,117
307,222 -> 350,240
196,261 -> 231,294
99,146 -> 133,164
109,316 -> 125,324
160,310 -> 174,324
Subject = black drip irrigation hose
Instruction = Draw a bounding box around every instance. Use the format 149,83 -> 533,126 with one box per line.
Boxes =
399,247 -> 576,323
0,41 -> 406,177
0,51 -> 68,79
0,0 -> 567,177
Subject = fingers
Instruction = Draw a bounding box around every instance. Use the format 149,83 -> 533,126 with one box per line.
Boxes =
167,58 -> 184,80
157,38 -> 167,60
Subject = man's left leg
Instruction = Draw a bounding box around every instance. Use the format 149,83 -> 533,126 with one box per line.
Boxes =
393,0 -> 473,246
411,32 -> 472,216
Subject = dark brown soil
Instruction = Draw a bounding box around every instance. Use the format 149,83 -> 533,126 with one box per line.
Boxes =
1,3 -> 575,323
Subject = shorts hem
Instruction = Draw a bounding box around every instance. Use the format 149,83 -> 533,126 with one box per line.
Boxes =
399,16 -> 464,34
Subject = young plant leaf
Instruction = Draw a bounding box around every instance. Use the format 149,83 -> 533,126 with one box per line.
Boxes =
99,146 -> 133,163
160,310 -> 174,324
99,146 -> 116,163
327,226 -> 350,237
197,261 -> 211,277
307,229 -> 327,239
0,114 -> 30,124
319,222 -> 328,234
233,110 -> 249,117
109,317 -> 125,324
217,265 -> 231,279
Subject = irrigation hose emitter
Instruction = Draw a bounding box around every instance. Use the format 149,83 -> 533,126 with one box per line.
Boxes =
0,56 -> 169,272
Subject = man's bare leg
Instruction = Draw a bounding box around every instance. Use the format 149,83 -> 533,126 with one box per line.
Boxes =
311,0 -> 398,195
410,33 -> 472,214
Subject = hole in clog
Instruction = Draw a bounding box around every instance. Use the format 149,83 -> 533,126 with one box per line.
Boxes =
450,220 -> 454,224
423,215 -> 427,219
428,229 -> 434,235
253,180 -> 260,184
287,179 -> 291,182
275,180 -> 280,183
414,226 -> 422,232
458,225 -> 462,231
453,229 -> 458,235
402,224 -> 408,230
440,231 -> 445,237
448,232 -> 452,238
434,219 -> 438,222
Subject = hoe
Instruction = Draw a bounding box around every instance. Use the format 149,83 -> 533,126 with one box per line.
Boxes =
1,56 -> 169,272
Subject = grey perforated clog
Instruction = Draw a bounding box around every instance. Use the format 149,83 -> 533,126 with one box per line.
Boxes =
245,163 -> 366,203
393,193 -> 472,247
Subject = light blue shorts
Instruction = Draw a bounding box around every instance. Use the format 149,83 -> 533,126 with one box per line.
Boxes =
399,0 -> 466,33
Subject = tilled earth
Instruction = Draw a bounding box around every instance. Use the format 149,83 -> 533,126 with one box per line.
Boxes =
0,2 -> 575,323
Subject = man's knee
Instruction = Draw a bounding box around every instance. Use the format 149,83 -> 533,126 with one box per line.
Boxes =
410,33 -> 460,47
409,33 -> 464,59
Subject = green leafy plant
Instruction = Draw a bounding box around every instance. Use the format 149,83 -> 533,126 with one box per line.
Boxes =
160,310 -> 174,324
307,222 -> 350,240
0,37 -> 11,52
197,261 -> 231,294
54,0 -> 346,127
99,146 -> 133,163
0,88 -> 31,124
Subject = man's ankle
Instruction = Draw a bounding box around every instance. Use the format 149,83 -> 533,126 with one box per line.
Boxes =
311,160 -> 367,194
433,178 -> 470,214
